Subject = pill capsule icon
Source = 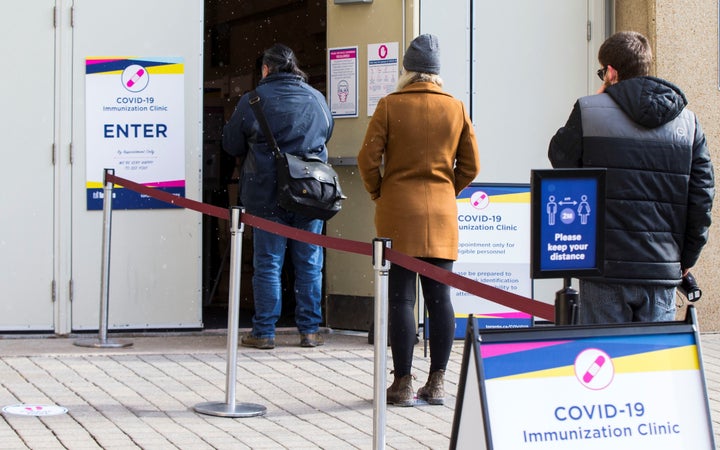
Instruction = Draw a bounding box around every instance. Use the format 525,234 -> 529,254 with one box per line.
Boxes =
582,355 -> 605,383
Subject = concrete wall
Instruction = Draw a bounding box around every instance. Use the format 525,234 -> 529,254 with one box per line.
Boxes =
618,0 -> 720,331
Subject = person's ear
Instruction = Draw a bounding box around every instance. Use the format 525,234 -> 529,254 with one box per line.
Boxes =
606,65 -> 619,84
261,64 -> 269,78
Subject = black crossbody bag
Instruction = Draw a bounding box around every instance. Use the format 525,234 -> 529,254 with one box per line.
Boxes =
248,91 -> 345,220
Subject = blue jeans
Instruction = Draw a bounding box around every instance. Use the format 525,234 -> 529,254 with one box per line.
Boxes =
578,280 -> 676,324
251,212 -> 324,338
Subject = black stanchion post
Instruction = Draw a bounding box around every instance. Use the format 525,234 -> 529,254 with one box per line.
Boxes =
554,277 -> 578,325
194,207 -> 266,418
75,169 -> 132,348
372,238 -> 391,450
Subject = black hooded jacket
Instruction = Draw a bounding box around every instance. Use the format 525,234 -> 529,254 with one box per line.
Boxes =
549,76 -> 714,284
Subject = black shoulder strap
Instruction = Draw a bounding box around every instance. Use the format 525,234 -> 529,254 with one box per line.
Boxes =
248,90 -> 282,157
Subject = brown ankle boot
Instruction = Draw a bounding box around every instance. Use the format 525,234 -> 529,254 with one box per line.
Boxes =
386,374 -> 414,407
417,370 -> 445,405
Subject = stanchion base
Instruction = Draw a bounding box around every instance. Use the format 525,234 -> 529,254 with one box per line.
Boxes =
73,339 -> 134,348
194,401 -> 267,418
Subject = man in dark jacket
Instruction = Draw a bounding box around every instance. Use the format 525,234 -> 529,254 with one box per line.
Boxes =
223,43 -> 334,348
548,31 -> 714,324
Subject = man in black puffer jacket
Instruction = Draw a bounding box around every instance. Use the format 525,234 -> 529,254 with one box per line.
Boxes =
548,31 -> 714,324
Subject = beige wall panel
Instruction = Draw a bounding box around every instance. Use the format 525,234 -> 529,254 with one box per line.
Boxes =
615,0 -> 653,40
618,0 -> 720,330
325,1 -> 413,297
655,0 -> 720,331
615,1 -> 656,72
327,0 -> 408,155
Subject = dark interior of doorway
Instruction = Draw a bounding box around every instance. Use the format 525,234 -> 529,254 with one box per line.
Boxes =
201,0 -> 327,329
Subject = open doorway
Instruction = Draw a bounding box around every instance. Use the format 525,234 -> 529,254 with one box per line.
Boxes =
201,0 -> 328,328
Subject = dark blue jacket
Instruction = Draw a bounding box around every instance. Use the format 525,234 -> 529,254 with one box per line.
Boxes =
222,73 -> 334,216
549,76 -> 714,284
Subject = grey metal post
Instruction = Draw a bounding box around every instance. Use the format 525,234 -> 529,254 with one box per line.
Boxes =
373,238 -> 391,450
194,207 -> 266,418
75,169 -> 132,348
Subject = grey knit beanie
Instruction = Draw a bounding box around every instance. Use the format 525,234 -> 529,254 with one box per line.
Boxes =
402,34 -> 441,74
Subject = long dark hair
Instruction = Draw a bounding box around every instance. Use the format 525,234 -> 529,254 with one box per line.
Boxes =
262,43 -> 308,81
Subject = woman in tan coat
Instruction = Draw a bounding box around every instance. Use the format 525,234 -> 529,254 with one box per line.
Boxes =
358,34 -> 480,406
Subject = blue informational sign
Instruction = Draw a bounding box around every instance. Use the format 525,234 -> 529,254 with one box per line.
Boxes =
531,169 -> 605,278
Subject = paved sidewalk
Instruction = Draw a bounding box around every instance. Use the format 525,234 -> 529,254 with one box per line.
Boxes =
0,330 -> 718,449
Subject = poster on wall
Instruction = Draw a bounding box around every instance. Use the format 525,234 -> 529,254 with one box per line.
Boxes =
85,57 -> 186,210
450,184 -> 533,336
367,42 -> 398,116
328,47 -> 358,118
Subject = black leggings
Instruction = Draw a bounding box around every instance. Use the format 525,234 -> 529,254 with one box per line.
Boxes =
388,258 -> 455,377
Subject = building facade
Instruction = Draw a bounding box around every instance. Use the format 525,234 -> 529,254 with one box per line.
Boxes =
2,0 -> 717,334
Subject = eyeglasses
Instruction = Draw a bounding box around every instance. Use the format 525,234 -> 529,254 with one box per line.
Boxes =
597,67 -> 608,81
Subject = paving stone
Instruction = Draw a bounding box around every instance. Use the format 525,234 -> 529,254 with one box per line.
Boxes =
0,331 -> 717,448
